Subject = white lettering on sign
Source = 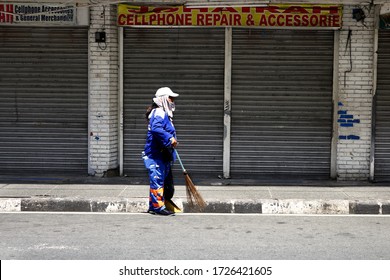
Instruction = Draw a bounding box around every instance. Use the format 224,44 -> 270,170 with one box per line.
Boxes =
0,3 -> 75,25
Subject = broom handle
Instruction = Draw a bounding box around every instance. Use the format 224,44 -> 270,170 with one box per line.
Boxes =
174,149 -> 187,173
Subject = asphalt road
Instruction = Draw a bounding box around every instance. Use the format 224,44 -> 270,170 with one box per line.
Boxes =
1,212 -> 390,260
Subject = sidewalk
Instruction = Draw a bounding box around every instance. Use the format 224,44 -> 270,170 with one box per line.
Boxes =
1,176 -> 390,214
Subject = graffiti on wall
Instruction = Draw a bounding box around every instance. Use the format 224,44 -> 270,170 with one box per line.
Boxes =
338,102 -> 360,140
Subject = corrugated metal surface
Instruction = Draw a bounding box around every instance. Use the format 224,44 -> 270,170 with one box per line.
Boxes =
123,28 -> 225,178
374,30 -> 390,181
0,27 -> 88,175
230,29 -> 334,179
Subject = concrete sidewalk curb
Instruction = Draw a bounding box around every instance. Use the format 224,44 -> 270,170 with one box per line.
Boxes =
1,197 -> 390,214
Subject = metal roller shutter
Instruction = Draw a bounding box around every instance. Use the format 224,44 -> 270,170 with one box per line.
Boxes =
374,30 -> 390,181
123,28 -> 224,178
230,29 -> 334,179
0,27 -> 88,175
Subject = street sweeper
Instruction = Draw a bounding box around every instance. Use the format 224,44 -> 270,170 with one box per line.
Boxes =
142,87 -> 180,216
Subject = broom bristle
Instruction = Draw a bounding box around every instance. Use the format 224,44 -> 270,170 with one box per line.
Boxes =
184,173 -> 206,211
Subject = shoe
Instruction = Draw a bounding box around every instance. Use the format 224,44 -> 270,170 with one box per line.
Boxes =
148,209 -> 175,216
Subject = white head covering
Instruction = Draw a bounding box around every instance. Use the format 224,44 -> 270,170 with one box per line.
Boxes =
155,87 -> 179,98
152,87 -> 179,118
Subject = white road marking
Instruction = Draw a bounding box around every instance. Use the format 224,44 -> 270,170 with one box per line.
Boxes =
0,211 -> 390,217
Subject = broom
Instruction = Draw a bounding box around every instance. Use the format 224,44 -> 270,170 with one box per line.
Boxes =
174,149 -> 206,211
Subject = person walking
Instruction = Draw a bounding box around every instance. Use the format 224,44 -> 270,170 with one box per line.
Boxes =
142,87 -> 179,216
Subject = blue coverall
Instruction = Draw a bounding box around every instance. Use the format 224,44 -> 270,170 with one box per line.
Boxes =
143,108 -> 176,212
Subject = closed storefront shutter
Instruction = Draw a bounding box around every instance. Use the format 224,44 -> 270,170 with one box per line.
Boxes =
123,28 -> 225,178
230,29 -> 334,179
374,30 -> 390,181
0,27 -> 88,175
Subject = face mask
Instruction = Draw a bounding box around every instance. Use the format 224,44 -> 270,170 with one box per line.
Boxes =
169,101 -> 175,111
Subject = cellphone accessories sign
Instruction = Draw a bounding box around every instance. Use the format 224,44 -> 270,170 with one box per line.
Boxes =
0,3 -> 76,25
118,4 -> 342,29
